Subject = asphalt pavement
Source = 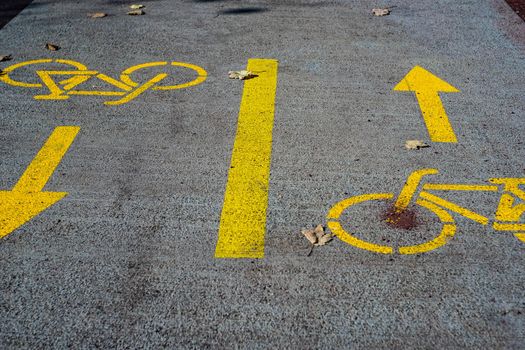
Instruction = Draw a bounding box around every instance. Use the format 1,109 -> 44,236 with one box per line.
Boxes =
0,0 -> 524,348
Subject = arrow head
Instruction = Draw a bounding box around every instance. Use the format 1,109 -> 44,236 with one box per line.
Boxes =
0,191 -> 67,238
394,66 -> 459,93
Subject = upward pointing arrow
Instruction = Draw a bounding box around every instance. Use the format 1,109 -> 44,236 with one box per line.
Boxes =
0,126 -> 79,238
394,66 -> 460,143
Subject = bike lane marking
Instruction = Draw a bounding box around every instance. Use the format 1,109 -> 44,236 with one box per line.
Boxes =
0,59 -> 208,105
215,58 -> 278,259
394,66 -> 459,143
0,126 -> 80,238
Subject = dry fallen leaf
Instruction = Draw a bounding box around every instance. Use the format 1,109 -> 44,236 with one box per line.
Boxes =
89,12 -> 107,18
45,43 -> 60,51
127,9 -> 145,15
0,70 -> 6,76
405,140 -> 430,150
314,224 -> 325,240
0,55 -> 12,62
301,228 -> 317,245
302,224 -> 334,255
315,233 -> 333,246
372,8 -> 390,16
130,4 -> 145,9
228,70 -> 257,80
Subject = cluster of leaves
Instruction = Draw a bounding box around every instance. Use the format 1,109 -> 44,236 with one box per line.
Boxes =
301,225 -> 333,255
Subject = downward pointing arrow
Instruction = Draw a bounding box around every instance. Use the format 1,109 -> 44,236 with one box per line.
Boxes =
394,66 -> 460,143
0,126 -> 79,238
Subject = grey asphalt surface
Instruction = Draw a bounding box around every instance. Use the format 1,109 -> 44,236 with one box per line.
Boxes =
1,0 -> 524,348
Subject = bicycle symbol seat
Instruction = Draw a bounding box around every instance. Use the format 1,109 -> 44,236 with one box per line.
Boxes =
327,168 -> 525,255
0,58 -> 207,105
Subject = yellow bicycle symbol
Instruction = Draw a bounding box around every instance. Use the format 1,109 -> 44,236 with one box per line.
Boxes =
0,59 -> 207,105
327,168 -> 525,254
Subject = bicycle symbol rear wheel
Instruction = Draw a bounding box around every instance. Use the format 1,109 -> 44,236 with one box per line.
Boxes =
0,58 -> 88,88
326,193 -> 456,254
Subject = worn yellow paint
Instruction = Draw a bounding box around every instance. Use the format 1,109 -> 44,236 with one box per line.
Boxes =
393,168 -> 438,211
328,193 -> 394,219
514,233 -> 525,243
420,191 -> 489,225
327,192 -> 457,254
105,74 -> 167,106
327,193 -> 394,254
61,75 -> 92,91
215,59 -> 278,258
0,126 -> 79,238
394,66 -> 459,143
399,224 -> 455,255
493,222 -> 525,231
0,59 -> 87,88
95,74 -> 133,91
120,61 -> 207,90
34,71 -> 97,100
68,91 -> 125,96
490,178 -> 525,223
423,183 -> 499,192
0,59 -> 207,105
328,220 -> 393,254
398,199 -> 456,254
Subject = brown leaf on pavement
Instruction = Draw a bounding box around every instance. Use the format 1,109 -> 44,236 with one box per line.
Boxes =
301,228 -> 317,245
315,233 -> 333,246
127,9 -> 145,15
302,224 -> 334,254
228,70 -> 257,80
0,55 -> 12,62
45,43 -> 60,51
405,140 -> 430,150
88,12 -> 107,18
372,8 -> 390,16
314,224 -> 325,240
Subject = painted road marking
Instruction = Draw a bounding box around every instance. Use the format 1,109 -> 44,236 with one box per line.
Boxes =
0,59 -> 207,105
326,169 -> 525,254
394,66 -> 460,143
0,126 -> 80,238
215,58 -> 279,259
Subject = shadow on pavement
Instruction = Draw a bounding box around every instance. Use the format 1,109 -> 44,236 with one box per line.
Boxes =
0,0 -> 34,29
218,7 -> 268,15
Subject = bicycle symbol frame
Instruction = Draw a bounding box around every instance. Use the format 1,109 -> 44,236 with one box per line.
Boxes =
327,168 -> 525,255
0,59 -> 207,105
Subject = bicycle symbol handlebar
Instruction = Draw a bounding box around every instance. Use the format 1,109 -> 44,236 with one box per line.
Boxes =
0,59 -> 207,105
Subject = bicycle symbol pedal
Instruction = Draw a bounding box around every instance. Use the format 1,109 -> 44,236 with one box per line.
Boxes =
327,168 -> 525,255
0,59 -> 207,105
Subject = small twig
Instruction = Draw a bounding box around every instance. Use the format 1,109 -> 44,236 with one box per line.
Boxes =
307,244 -> 314,257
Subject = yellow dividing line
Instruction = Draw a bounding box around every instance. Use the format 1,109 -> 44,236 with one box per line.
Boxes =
215,59 -> 279,258
12,126 -> 80,193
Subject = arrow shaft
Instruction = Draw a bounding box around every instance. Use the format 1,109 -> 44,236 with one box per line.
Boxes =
12,126 -> 80,193
414,91 -> 457,143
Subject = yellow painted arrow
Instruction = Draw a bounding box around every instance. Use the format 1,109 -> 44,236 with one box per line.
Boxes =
0,126 -> 80,238
394,66 -> 460,143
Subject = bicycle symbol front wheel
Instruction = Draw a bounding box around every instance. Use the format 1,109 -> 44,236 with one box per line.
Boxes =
326,193 -> 457,254
119,61 -> 207,91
